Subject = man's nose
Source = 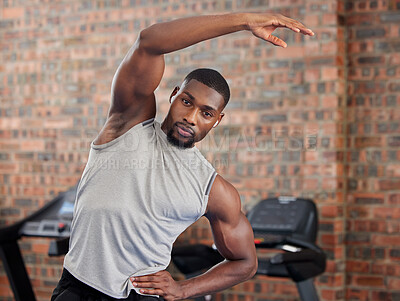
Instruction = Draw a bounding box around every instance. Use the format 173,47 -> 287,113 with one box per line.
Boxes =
184,108 -> 197,126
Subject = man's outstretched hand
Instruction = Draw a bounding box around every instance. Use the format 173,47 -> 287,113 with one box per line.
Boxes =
246,13 -> 314,48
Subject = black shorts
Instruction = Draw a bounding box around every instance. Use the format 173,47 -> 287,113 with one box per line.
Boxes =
51,269 -> 162,301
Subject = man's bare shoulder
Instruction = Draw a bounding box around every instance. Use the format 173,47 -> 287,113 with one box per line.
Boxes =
206,174 -> 241,220
210,175 -> 238,198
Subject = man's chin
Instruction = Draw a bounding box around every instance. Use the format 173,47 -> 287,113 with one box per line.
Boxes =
166,130 -> 195,149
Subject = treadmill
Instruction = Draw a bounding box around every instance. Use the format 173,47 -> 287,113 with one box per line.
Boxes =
248,196 -> 326,301
0,186 -> 76,301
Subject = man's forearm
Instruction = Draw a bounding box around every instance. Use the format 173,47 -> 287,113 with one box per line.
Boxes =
138,13 -> 249,55
178,257 -> 257,299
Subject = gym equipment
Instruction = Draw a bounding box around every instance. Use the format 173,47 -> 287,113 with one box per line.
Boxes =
248,197 -> 326,301
172,196 -> 326,301
0,186 -> 76,301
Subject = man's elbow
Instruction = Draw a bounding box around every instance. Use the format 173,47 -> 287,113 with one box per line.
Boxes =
241,256 -> 258,281
137,26 -> 163,55
249,256 -> 258,279
137,29 -> 151,52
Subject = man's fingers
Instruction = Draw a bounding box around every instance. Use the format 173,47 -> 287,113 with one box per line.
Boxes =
293,25 -> 314,36
254,32 -> 287,48
130,271 -> 170,287
281,21 -> 314,36
280,16 -> 314,35
252,27 -> 286,48
266,34 -> 287,48
130,271 -> 180,300
269,14 -> 314,36
131,276 -> 153,282
250,14 -> 314,47
132,281 -> 156,288
139,288 -> 163,295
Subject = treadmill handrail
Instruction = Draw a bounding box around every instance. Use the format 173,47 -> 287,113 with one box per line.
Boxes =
254,236 -> 322,253
284,237 -> 323,253
270,249 -> 325,265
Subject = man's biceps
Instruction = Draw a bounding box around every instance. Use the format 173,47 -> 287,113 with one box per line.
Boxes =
215,238 -> 251,261
210,212 -> 249,237
213,222 -> 254,258
224,217 -> 255,249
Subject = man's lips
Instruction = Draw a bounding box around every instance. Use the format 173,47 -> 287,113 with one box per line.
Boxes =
176,124 -> 194,138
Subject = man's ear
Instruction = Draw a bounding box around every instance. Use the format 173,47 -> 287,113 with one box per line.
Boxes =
169,86 -> 180,103
213,113 -> 225,128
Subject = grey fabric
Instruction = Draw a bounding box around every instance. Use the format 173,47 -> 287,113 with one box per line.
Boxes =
64,120 -> 216,299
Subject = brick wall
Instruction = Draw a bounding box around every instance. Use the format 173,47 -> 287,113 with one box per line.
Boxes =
344,1 -> 400,300
0,0 -> 399,300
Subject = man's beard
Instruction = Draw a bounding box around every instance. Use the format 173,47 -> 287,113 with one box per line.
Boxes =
167,127 -> 195,149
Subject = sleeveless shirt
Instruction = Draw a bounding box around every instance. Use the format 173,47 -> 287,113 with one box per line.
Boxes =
63,119 -> 217,298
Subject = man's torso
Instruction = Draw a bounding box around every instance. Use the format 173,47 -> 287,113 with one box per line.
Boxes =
63,119 -> 216,298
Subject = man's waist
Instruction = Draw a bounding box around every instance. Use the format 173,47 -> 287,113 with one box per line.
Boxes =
62,269 -> 105,295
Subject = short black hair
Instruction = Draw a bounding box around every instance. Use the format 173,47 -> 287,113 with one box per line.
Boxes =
183,68 -> 230,107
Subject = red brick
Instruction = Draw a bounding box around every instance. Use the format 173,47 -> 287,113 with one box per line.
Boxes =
372,207 -> 400,219
371,234 -> 400,246
20,140 -> 45,151
349,192 -> 385,203
271,282 -> 298,295
355,137 -> 382,148
0,163 -> 18,173
321,205 -> 343,218
319,289 -> 333,301
2,7 -> 25,19
354,275 -> 385,287
346,288 -> 369,301
346,260 -> 370,273
32,242 -> 50,254
321,233 -> 342,245
302,178 -> 319,190
347,206 -> 371,218
275,46 -> 306,58
305,68 -> 320,82
372,263 -> 400,276
378,179 -> 400,190
44,118 -> 74,129
322,67 -> 339,81
322,177 -> 339,190
389,193 -> 400,205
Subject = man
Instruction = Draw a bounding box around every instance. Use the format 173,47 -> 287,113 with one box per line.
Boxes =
52,12 -> 313,301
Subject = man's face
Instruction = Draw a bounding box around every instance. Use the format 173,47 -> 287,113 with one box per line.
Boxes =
162,79 -> 225,149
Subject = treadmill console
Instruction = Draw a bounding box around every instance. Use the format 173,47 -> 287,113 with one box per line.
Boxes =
19,187 -> 76,238
247,197 -> 318,244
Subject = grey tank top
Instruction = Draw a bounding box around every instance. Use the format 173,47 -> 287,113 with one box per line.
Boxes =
63,119 -> 217,298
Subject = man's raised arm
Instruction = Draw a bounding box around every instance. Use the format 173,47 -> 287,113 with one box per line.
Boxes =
108,13 -> 314,123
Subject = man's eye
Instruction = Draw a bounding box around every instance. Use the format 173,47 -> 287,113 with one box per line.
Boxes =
204,112 -> 213,118
182,99 -> 190,105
